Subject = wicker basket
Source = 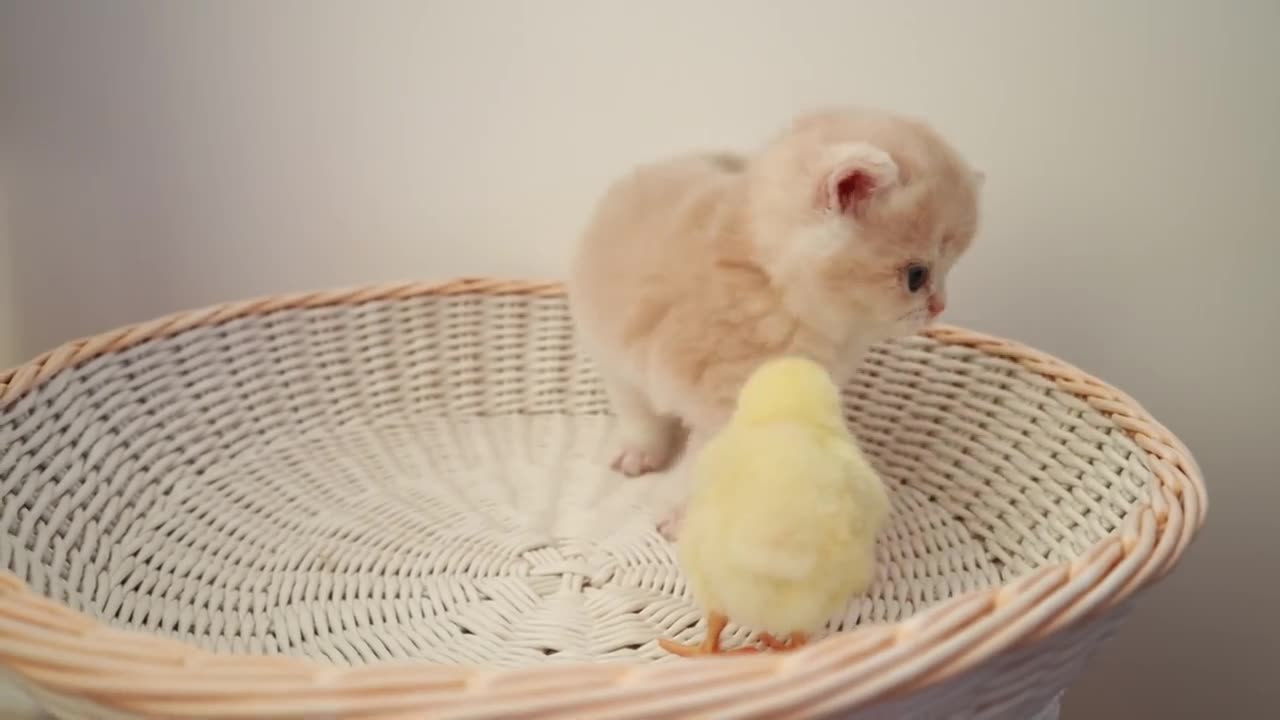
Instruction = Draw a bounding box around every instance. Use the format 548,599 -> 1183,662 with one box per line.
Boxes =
0,278 -> 1205,719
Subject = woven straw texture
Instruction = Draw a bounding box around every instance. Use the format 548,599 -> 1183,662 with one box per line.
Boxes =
0,279 -> 1206,719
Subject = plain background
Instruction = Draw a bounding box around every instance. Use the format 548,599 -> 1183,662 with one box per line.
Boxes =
1,2 -> 1276,718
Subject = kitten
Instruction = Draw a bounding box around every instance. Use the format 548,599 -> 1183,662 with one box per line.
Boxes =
568,107 -> 983,533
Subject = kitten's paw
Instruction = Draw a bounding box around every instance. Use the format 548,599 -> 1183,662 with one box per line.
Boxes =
609,420 -> 677,477
656,507 -> 685,541
610,446 -> 670,477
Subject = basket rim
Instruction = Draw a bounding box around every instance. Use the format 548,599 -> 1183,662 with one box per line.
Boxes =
0,277 -> 1208,718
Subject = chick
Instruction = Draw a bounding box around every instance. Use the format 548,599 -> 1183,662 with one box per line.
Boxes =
658,355 -> 891,657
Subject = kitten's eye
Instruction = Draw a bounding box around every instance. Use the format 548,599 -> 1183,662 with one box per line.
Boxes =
904,264 -> 930,293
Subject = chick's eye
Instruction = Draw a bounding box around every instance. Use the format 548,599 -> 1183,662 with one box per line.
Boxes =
904,264 -> 930,293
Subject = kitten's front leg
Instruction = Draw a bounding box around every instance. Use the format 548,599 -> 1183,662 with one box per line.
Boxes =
655,402 -> 731,541
604,376 -> 679,477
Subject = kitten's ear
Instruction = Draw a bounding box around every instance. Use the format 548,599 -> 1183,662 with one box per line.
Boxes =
823,143 -> 899,216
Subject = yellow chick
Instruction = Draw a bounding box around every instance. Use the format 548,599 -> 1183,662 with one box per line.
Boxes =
659,355 -> 891,657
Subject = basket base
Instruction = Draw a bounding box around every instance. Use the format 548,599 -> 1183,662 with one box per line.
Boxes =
1031,694 -> 1063,720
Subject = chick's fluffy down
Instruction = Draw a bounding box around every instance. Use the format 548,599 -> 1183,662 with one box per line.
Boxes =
677,422 -> 889,637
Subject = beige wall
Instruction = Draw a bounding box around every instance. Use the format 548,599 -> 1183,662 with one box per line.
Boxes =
0,166 -> 17,369
1,1 -> 1276,717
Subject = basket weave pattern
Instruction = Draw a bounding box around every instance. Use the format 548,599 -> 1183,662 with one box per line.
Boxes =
0,279 -> 1206,718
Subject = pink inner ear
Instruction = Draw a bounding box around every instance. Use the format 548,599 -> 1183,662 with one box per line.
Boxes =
834,169 -> 878,214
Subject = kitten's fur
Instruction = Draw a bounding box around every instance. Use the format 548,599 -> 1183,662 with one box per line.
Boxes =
568,108 -> 982,524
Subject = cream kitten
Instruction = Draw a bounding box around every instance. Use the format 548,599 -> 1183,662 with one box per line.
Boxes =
568,107 -> 982,527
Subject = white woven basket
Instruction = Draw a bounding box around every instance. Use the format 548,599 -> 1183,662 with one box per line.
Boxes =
0,278 -> 1206,719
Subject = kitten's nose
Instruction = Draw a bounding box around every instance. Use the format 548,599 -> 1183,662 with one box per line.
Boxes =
927,295 -> 946,316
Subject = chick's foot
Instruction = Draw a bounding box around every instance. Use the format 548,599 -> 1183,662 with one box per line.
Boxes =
659,613 -> 759,657
758,632 -> 809,651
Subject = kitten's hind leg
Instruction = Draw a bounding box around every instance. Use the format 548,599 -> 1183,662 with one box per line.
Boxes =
604,377 -> 678,477
656,506 -> 685,541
